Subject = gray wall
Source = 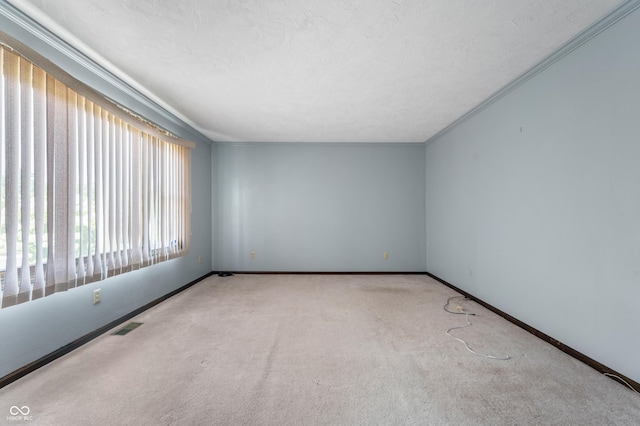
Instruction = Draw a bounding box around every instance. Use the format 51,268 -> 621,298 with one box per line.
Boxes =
213,143 -> 426,272
425,8 -> 640,382
0,7 -> 213,378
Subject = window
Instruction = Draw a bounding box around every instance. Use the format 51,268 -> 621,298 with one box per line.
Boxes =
0,37 -> 193,309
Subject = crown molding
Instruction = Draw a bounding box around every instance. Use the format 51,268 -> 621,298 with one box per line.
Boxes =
0,0 -> 213,145
425,0 -> 640,145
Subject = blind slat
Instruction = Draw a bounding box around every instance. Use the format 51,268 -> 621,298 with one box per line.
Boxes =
93,105 -> 105,281
122,125 -> 130,270
66,89 -> 77,289
3,49 -> 20,308
85,100 -> 95,281
130,129 -> 141,269
115,120 -> 122,272
19,57 -> 33,304
0,49 -> 5,305
45,74 -> 55,296
52,79 -> 69,293
77,95 -> 86,285
32,65 -> 46,299
106,112 -> 115,274
142,134 -> 150,266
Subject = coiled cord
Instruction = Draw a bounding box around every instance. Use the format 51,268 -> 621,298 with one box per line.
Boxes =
444,296 -> 510,360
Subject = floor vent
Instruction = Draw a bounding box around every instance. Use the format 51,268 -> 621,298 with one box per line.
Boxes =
111,322 -> 143,336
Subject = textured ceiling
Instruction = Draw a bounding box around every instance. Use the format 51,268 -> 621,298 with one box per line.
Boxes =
9,0 -> 623,143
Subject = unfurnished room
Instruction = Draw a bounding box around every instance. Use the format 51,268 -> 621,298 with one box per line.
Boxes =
0,0 -> 639,425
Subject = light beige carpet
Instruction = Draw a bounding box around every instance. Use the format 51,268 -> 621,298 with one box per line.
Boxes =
1,274 -> 638,425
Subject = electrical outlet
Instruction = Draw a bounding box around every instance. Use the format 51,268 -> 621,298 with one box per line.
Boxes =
93,289 -> 101,305
250,252 -> 256,260
383,252 -> 389,260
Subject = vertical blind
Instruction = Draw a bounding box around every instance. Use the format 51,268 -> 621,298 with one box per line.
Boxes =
0,42 -> 192,309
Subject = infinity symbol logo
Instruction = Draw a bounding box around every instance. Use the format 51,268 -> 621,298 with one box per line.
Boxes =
10,406 -> 30,415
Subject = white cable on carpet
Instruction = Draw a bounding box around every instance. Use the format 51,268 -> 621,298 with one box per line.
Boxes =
603,373 -> 640,394
443,295 -> 476,316
444,296 -> 510,361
